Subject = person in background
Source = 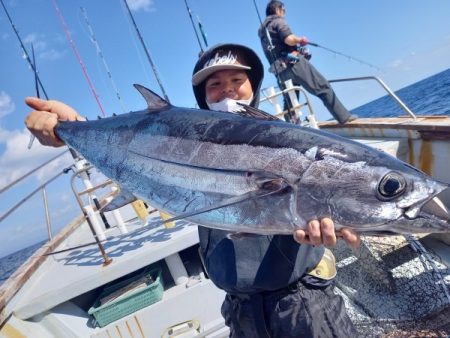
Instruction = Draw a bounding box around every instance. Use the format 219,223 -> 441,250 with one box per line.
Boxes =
25,43 -> 360,338
258,0 -> 357,124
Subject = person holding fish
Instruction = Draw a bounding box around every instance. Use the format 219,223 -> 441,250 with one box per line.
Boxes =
258,1 -> 357,125
25,43 -> 360,337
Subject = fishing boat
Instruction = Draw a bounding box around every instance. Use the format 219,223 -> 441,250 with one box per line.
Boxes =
0,72 -> 449,338
1,0 -> 449,335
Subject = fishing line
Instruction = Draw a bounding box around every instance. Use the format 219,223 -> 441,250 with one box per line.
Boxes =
79,7 -> 128,113
308,41 -> 381,71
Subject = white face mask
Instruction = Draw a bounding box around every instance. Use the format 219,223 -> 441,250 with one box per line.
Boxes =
206,95 -> 253,113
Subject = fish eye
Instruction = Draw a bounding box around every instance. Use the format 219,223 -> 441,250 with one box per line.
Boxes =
377,172 -> 406,200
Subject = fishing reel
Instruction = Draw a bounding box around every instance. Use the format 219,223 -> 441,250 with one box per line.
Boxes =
298,46 -> 312,60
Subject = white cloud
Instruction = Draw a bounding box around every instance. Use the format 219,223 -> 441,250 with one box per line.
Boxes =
0,91 -> 15,118
388,59 -> 404,69
0,127 -> 73,189
22,33 -> 64,61
39,49 -> 65,61
126,0 -> 155,12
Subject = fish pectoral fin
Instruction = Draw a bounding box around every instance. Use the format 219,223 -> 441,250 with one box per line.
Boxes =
160,182 -> 287,225
133,84 -> 171,110
235,104 -> 281,121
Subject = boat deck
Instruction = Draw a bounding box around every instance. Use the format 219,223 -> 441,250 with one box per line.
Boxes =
8,207 -> 201,320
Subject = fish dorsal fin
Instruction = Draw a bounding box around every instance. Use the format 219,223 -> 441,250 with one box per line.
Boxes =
235,103 -> 281,121
133,84 -> 171,110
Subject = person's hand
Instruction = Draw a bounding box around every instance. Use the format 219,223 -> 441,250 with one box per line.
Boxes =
298,36 -> 309,46
293,218 -> 360,249
24,97 -> 81,147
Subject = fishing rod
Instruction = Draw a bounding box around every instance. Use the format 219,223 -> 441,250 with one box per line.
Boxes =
80,6 -> 127,113
183,0 -> 204,53
197,15 -> 208,48
308,41 -> 381,71
122,0 -> 170,102
0,0 -> 50,148
0,0 -> 49,100
252,0 -> 297,123
52,0 -> 107,117
28,44 -> 41,149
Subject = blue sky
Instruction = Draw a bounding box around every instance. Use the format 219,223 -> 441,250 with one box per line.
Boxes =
0,0 -> 449,257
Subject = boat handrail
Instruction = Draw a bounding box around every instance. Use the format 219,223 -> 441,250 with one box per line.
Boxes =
0,167 -> 71,235
329,76 -> 417,120
260,80 -> 319,129
69,164 -> 113,265
0,149 -> 69,194
260,75 -> 417,121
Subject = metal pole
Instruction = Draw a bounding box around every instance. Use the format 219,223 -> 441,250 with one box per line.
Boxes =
42,187 -> 53,240
70,166 -> 112,266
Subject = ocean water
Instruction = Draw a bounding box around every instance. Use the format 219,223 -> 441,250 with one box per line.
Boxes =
0,240 -> 45,284
1,69 -> 449,285
351,68 -> 450,117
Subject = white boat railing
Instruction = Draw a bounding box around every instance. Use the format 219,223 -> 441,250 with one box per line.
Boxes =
69,163 -> 117,265
260,75 -> 418,123
0,150 -> 72,240
329,76 -> 417,119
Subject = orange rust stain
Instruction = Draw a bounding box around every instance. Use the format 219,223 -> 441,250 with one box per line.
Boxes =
134,316 -> 146,338
116,325 -> 123,338
407,138 -> 415,166
126,320 -> 135,338
418,140 -> 434,175
0,323 -> 27,338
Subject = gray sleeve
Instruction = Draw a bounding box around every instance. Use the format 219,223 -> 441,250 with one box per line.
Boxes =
274,17 -> 293,41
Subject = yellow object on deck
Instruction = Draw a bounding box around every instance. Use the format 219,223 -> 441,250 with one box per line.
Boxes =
159,211 -> 176,228
131,200 -> 149,221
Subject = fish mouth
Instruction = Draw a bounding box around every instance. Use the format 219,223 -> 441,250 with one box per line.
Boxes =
419,195 -> 450,222
404,189 -> 450,230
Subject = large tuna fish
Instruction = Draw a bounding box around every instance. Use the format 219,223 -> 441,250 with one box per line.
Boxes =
56,85 -> 450,235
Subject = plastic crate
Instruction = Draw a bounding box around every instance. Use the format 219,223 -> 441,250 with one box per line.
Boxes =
88,268 -> 163,327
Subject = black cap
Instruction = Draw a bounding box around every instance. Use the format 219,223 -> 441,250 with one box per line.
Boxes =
192,43 -> 264,109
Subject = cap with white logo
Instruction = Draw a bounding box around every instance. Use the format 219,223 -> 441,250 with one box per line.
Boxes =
192,50 -> 251,86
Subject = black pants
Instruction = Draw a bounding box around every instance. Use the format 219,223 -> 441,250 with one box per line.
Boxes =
279,57 -> 351,124
221,281 -> 359,338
